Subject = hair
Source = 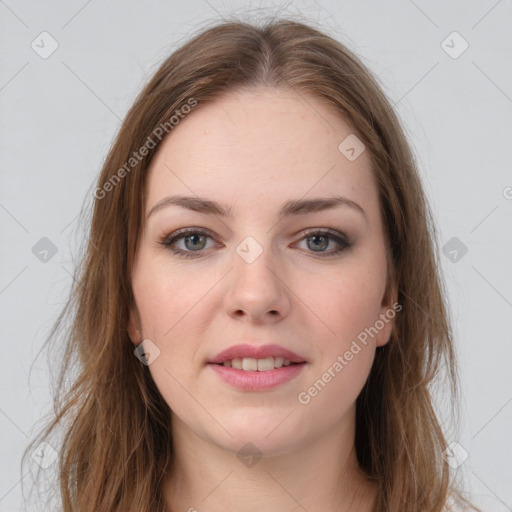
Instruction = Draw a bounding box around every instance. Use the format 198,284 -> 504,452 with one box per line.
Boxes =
23,15 -> 480,512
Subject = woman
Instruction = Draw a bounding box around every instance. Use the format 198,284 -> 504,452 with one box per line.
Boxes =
24,17 -> 480,512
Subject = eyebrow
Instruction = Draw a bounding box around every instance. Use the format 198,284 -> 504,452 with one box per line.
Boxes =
146,195 -> 367,221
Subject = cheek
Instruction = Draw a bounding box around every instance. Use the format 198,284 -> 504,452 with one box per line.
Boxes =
297,344 -> 374,433
298,264 -> 386,349
132,258 -> 204,339
131,257 -> 212,400
295,273 -> 381,418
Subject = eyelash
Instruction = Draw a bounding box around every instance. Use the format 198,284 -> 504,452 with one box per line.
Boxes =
158,227 -> 352,259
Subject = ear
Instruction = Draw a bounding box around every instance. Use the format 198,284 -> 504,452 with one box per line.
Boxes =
128,304 -> 142,345
375,277 -> 399,348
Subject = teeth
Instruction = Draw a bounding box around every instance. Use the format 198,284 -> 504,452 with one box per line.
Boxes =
220,356 -> 297,371
242,358 -> 258,371
257,357 -> 274,371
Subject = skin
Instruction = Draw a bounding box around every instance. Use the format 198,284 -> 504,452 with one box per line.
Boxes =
128,87 -> 396,512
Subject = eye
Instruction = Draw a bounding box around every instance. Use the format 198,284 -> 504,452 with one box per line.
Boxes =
293,228 -> 351,258
159,227 -> 352,259
159,228 -> 217,259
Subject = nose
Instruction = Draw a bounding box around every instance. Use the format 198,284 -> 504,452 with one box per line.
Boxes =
223,238 -> 292,323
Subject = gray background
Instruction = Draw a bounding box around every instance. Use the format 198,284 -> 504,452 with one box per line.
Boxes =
1,1 -> 511,510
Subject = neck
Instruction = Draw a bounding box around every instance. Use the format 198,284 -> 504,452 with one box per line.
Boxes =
161,405 -> 378,512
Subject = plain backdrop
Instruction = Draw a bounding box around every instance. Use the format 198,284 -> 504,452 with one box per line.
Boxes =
1,1 -> 511,510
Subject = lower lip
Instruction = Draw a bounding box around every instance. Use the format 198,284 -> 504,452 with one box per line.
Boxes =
208,363 -> 307,391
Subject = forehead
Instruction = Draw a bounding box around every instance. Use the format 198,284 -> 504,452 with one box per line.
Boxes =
144,87 -> 379,222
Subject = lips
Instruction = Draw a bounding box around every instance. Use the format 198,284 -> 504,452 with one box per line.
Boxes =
207,343 -> 306,365
207,343 -> 308,391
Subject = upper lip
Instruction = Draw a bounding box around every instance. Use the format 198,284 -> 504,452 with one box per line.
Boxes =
208,343 -> 307,364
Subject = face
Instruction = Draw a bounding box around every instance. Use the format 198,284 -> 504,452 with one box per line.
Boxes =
129,87 -> 395,455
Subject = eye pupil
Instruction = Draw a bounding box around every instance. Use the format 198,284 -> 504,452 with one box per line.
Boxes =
308,235 -> 328,251
185,234 -> 206,251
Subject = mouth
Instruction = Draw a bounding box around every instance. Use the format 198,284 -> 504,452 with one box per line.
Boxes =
207,343 -> 307,390
211,356 -> 305,372
208,343 -> 307,367
208,359 -> 307,391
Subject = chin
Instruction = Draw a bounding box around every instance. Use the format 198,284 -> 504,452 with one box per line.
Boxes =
215,432 -> 301,459
209,415 -> 305,456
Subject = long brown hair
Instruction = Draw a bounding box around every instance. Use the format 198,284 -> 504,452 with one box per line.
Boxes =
23,16 -> 480,512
